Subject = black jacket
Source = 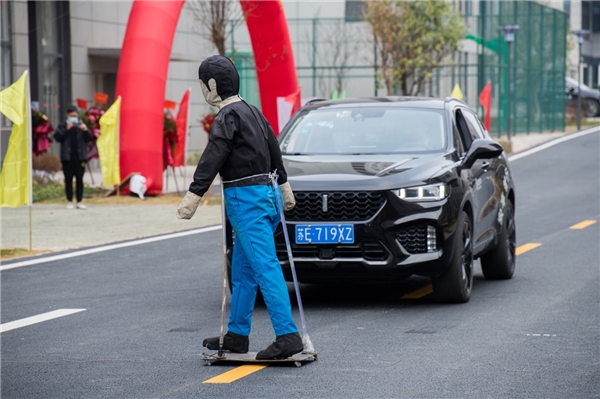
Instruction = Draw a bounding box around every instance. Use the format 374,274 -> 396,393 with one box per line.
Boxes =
53,122 -> 93,162
189,56 -> 287,197
190,101 -> 287,197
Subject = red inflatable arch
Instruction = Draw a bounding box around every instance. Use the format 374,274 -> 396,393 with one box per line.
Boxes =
116,0 -> 298,194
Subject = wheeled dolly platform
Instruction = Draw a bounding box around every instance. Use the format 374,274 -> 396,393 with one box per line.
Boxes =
202,351 -> 317,367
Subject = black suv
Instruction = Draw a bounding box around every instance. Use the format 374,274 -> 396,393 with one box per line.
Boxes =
227,97 -> 516,303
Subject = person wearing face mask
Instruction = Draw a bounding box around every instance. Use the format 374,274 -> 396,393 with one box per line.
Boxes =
53,105 -> 93,209
177,55 -> 302,360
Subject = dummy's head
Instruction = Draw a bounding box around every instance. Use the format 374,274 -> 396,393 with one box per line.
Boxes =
198,55 -> 240,107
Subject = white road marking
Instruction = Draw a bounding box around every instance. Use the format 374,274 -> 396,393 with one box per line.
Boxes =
0,225 -> 221,271
526,333 -> 557,337
1,309 -> 86,333
508,126 -> 599,162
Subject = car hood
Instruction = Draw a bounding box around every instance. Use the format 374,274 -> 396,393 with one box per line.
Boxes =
283,153 -> 454,191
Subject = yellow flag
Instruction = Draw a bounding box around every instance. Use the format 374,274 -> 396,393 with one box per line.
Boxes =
450,83 -> 464,100
97,96 -> 121,186
0,71 -> 31,207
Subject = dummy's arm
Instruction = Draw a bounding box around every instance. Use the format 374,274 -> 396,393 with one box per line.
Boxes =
177,112 -> 234,220
189,112 -> 235,197
266,124 -> 295,211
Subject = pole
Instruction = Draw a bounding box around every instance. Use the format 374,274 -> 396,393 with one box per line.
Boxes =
218,180 -> 228,358
577,42 -> 582,131
507,41 -> 512,142
26,70 -> 33,251
184,88 -> 191,187
312,18 -> 316,97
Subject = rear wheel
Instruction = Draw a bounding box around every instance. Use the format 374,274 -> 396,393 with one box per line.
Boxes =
481,200 -> 516,279
433,210 -> 474,303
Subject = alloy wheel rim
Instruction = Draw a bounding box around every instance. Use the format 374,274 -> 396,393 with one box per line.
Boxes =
506,211 -> 516,271
461,220 -> 473,293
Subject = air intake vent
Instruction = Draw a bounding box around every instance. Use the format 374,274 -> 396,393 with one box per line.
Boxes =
285,192 -> 384,221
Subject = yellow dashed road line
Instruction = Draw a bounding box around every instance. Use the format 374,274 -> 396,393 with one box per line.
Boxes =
402,284 -> 433,299
569,220 -> 597,230
209,240 -> 550,383
515,243 -> 542,256
203,364 -> 267,384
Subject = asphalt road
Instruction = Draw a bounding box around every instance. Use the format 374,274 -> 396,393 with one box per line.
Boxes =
2,129 -> 599,399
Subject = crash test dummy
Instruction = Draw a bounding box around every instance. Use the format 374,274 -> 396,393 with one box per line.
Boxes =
177,55 -> 303,360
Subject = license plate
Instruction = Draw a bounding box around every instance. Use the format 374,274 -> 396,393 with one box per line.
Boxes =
295,224 -> 354,244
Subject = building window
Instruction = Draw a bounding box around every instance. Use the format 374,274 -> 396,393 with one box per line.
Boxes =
582,1 -> 600,33
1,0 -> 12,89
1,0 -> 13,128
345,0 -> 363,22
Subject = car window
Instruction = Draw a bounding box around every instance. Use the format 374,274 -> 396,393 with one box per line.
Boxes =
461,109 -> 485,141
454,109 -> 472,150
279,107 -> 447,155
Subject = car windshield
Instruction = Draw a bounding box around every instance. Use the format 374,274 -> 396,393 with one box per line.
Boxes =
280,107 -> 447,155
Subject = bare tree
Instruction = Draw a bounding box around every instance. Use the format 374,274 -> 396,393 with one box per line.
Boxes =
316,19 -> 364,97
189,0 -> 244,56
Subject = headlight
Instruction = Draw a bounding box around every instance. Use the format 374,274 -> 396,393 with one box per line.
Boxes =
392,183 -> 448,202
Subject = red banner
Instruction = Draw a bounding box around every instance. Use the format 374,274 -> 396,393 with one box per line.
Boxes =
173,89 -> 190,167
479,82 -> 492,132
77,98 -> 88,109
164,99 -> 177,110
94,92 -> 109,104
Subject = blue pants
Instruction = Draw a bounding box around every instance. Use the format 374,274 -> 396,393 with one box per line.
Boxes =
223,184 -> 298,337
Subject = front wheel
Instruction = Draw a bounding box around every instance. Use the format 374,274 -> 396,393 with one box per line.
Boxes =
582,99 -> 600,118
433,210 -> 474,303
480,200 -> 516,279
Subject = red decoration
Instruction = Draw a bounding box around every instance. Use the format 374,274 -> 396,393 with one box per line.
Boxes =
163,111 -> 178,170
164,99 -> 177,110
115,0 -> 185,195
77,98 -> 88,109
94,93 -> 109,104
240,0 -> 299,135
173,89 -> 190,167
81,106 -> 106,161
479,82 -> 492,132
31,110 -> 54,155
201,113 -> 215,134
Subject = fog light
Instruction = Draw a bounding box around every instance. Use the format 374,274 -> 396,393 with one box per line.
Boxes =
427,225 -> 437,252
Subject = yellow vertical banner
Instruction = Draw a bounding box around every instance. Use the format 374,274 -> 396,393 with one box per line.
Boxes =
0,71 -> 31,207
97,96 -> 121,186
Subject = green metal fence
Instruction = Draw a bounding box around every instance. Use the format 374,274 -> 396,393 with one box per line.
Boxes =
228,0 -> 568,136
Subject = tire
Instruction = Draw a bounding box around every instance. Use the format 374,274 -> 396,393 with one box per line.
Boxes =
481,200 -> 516,280
433,210 -> 474,303
582,99 -> 600,118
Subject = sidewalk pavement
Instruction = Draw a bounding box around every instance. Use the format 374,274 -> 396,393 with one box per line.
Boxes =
1,127 -> 594,257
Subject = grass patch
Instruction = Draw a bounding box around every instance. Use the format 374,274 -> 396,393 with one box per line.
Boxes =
1,248 -> 50,260
566,119 -> 600,128
33,179 -> 222,206
33,179 -> 109,203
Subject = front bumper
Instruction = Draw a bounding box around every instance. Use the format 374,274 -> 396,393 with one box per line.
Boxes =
275,191 -> 461,283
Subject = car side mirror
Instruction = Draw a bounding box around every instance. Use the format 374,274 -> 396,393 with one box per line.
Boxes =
462,139 -> 504,169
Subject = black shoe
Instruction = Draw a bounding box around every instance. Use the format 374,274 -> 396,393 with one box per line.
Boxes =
256,332 -> 303,360
203,332 -> 249,353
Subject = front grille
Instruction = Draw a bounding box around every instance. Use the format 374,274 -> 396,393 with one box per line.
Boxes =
276,241 -> 389,262
285,191 -> 385,221
397,224 -> 428,254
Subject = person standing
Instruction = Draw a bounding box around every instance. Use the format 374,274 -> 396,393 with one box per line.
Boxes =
177,55 -> 302,360
53,105 -> 93,209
